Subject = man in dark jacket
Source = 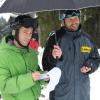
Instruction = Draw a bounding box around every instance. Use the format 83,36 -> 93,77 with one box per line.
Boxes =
42,10 -> 100,100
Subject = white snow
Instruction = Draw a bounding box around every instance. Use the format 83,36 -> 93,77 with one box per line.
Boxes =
90,49 -> 100,100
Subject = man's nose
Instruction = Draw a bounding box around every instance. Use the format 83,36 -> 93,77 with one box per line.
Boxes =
71,19 -> 77,23
27,33 -> 32,39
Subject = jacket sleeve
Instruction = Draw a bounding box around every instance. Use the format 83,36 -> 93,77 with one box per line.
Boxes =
0,57 -> 36,94
84,44 -> 100,73
42,35 -> 57,71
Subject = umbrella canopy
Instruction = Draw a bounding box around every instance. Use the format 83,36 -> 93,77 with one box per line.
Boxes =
0,0 -> 100,14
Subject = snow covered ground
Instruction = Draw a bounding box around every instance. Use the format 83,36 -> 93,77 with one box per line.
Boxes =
0,48 -> 100,100
90,49 -> 100,100
90,67 -> 100,100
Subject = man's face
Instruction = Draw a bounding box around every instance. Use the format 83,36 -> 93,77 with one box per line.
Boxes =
64,16 -> 80,31
18,27 -> 33,46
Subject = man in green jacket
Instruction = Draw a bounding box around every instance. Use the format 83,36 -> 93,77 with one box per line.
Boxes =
0,15 -> 42,100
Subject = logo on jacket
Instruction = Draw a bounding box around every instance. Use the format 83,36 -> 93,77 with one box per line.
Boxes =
81,46 -> 92,53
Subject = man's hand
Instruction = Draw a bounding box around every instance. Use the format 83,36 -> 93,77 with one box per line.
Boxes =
52,45 -> 62,59
32,71 -> 40,81
80,66 -> 91,73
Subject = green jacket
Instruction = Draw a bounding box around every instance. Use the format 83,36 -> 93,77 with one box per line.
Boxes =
0,36 -> 42,100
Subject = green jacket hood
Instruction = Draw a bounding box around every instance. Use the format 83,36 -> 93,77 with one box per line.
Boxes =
0,36 -> 31,53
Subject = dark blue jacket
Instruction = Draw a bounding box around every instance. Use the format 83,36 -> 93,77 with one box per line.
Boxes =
42,27 -> 100,100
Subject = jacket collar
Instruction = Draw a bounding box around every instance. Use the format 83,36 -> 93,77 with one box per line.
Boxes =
61,25 -> 82,39
0,35 -> 29,53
